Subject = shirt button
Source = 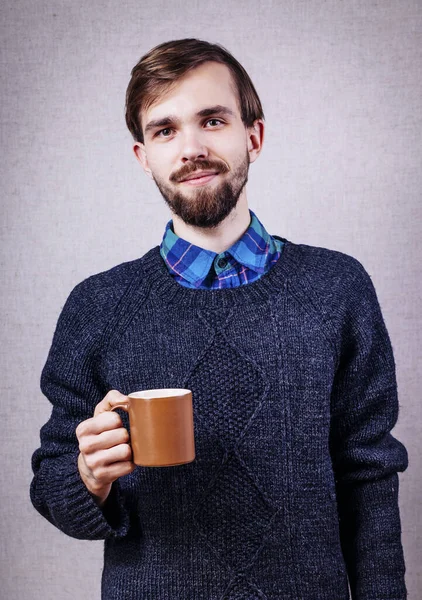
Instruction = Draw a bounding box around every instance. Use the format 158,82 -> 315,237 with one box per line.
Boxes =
217,257 -> 228,269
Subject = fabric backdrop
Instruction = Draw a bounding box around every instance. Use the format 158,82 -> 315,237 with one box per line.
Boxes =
1,0 -> 421,598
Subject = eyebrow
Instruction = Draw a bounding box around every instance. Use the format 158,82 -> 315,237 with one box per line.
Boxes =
144,105 -> 236,136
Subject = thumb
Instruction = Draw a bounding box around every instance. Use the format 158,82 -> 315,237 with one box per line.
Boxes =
94,389 -> 129,417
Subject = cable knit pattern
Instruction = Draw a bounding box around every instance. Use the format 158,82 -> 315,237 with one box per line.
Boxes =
30,236 -> 408,600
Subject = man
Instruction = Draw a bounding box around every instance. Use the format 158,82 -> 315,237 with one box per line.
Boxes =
30,38 -> 408,600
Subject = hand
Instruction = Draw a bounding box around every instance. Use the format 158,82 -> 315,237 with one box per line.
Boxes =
76,390 -> 136,507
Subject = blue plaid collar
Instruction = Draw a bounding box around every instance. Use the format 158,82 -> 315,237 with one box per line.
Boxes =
159,210 -> 280,288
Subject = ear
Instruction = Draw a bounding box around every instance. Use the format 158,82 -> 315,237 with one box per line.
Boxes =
133,142 -> 154,179
247,119 -> 265,164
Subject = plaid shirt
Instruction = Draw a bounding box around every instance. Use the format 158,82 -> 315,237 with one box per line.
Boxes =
159,210 -> 284,289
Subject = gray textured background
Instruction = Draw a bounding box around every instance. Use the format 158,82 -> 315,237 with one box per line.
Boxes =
1,0 -> 421,598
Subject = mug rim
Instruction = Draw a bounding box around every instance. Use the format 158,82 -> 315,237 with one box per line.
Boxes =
128,388 -> 191,399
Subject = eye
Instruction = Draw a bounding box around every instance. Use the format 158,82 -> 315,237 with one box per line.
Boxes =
206,118 -> 223,127
156,127 -> 174,138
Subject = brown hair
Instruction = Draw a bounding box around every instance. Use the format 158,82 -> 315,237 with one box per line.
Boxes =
125,38 -> 264,144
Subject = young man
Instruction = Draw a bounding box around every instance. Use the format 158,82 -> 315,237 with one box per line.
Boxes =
30,39 -> 408,600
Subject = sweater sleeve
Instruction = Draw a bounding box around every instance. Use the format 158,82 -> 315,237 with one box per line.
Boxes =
328,262 -> 409,600
30,277 -> 131,540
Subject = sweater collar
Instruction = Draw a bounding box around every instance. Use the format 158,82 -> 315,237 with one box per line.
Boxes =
139,235 -> 296,309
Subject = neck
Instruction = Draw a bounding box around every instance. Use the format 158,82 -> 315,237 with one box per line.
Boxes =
171,192 -> 251,254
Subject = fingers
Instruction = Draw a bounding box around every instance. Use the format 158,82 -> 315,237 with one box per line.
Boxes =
93,389 -> 129,417
98,461 -> 136,483
76,411 -> 123,438
82,459 -> 136,493
76,390 -> 137,501
78,450 -> 136,498
78,427 -> 130,454
80,446 -> 135,487
77,437 -> 136,497
82,443 -> 133,471
76,389 -> 130,438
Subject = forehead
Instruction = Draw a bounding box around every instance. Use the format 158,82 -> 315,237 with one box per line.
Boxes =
143,62 -> 241,123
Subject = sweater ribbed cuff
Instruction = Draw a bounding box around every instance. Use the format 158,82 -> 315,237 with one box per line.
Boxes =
36,453 -> 130,540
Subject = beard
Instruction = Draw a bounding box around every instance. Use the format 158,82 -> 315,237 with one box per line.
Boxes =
151,150 -> 250,229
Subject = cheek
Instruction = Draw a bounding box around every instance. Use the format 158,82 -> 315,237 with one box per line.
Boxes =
147,151 -> 173,178
217,130 -> 248,159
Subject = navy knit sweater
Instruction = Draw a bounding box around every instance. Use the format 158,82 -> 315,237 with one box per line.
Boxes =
30,236 -> 408,600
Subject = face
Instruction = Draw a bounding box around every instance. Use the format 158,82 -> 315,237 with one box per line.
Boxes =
133,61 -> 264,229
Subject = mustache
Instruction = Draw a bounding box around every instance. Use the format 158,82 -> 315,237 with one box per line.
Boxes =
170,160 -> 229,183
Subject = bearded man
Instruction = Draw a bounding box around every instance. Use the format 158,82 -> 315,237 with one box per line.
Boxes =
30,38 -> 408,600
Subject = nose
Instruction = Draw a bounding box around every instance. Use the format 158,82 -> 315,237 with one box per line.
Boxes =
179,128 -> 209,163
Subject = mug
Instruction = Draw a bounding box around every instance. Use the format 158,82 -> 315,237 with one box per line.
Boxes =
108,388 -> 195,467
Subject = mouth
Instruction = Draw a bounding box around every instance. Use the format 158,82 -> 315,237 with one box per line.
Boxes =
180,172 -> 219,186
